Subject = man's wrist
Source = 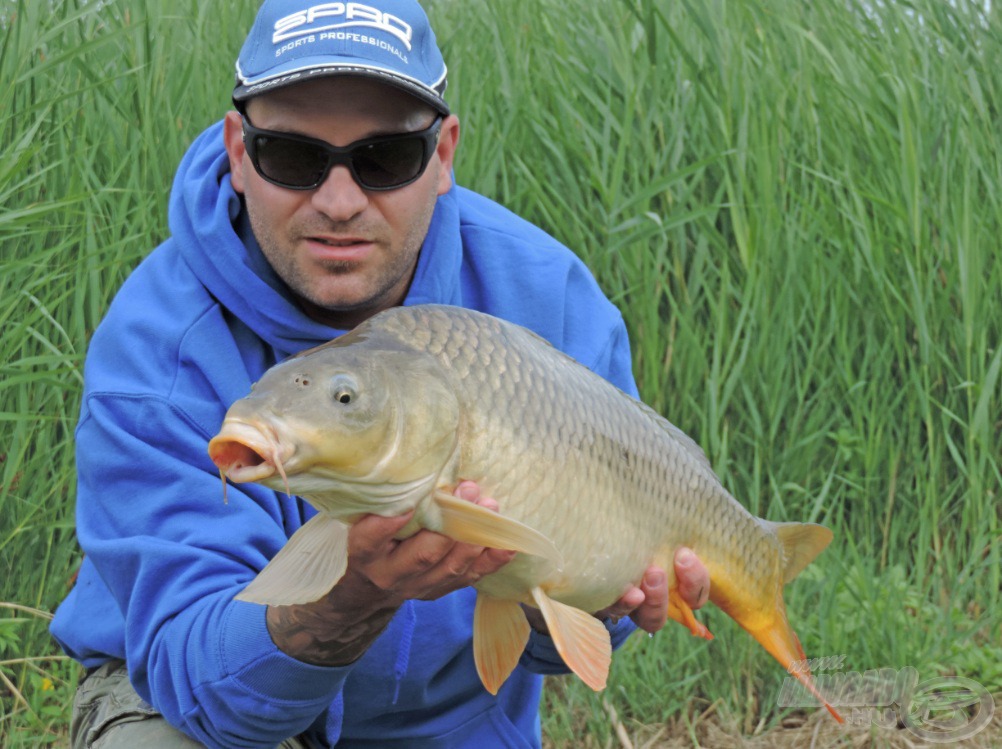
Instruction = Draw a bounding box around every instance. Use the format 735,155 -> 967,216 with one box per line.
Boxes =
265,584 -> 402,667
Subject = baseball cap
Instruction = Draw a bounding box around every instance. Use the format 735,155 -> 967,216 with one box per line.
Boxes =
233,0 -> 449,115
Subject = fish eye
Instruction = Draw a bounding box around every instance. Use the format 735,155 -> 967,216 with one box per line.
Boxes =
329,374 -> 358,405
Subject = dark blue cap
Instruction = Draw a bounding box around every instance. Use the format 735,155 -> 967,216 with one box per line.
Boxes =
234,1 -> 449,115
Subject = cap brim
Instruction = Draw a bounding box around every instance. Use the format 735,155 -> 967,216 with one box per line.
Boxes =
233,60 -> 449,116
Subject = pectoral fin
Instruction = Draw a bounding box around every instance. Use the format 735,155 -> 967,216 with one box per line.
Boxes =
236,513 -> 349,606
432,491 -> 562,564
473,594 -> 531,694
530,586 -> 611,691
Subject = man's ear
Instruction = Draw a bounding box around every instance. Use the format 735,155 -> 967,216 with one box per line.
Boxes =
434,114 -> 460,196
223,111 -> 247,194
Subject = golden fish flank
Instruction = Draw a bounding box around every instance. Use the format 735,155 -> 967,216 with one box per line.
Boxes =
208,304 -> 843,721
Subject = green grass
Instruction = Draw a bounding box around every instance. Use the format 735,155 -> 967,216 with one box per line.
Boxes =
2,0 -> 1001,745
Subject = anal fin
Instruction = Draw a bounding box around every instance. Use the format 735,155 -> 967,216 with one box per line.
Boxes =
668,586 -> 714,640
530,586 -> 611,691
473,594 -> 531,694
236,513 -> 349,606
433,490 -> 562,564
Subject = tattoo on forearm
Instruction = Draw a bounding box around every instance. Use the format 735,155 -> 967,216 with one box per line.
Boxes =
266,598 -> 399,667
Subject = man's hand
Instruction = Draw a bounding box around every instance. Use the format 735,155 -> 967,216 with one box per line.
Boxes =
345,481 -> 515,603
594,548 -> 710,634
266,481 -> 514,667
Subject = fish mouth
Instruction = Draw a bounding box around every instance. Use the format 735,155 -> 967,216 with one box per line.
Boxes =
208,421 -> 292,493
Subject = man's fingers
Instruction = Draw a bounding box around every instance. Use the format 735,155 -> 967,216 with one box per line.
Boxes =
640,568 -> 668,607
454,480 -> 499,512
348,511 -> 414,559
346,481 -> 515,600
674,547 -> 710,609
632,568 -> 669,633
606,586 -> 644,619
453,480 -> 480,501
470,547 -> 516,576
593,565 -> 672,634
395,531 -> 464,573
418,546 -> 515,598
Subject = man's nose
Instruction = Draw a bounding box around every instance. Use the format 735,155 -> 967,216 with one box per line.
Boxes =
310,164 -> 369,221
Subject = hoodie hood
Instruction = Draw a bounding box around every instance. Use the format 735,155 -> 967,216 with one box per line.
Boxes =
168,120 -> 463,359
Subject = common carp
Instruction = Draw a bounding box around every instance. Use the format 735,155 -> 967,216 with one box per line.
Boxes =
208,304 -> 842,720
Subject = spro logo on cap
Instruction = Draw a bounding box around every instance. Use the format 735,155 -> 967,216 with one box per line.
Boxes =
274,3 -> 413,51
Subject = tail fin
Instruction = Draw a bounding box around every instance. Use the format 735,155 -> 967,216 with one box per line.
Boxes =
745,604 -> 845,723
714,520 -> 842,722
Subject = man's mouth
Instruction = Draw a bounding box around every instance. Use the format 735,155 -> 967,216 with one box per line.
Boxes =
312,237 -> 367,246
306,236 -> 376,261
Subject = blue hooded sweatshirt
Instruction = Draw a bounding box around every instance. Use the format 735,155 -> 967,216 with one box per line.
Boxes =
50,120 -> 640,748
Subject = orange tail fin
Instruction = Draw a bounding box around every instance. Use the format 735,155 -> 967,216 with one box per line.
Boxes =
743,520 -> 842,721
747,612 -> 844,723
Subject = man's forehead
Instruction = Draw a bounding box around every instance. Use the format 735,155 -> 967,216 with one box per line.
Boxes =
246,75 -> 434,127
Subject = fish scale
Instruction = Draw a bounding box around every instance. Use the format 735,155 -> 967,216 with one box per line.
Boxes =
209,304 -> 842,720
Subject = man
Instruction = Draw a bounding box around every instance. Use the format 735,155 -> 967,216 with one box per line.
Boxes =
51,1 -> 710,746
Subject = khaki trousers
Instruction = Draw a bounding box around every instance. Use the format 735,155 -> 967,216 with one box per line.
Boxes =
71,661 -> 314,749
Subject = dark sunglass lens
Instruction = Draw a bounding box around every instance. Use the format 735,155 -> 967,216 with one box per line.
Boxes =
353,138 -> 427,188
254,135 -> 328,188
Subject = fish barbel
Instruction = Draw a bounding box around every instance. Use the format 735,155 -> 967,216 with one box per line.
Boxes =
208,305 -> 842,720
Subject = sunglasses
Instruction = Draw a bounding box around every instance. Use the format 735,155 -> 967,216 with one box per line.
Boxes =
241,115 -> 443,191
